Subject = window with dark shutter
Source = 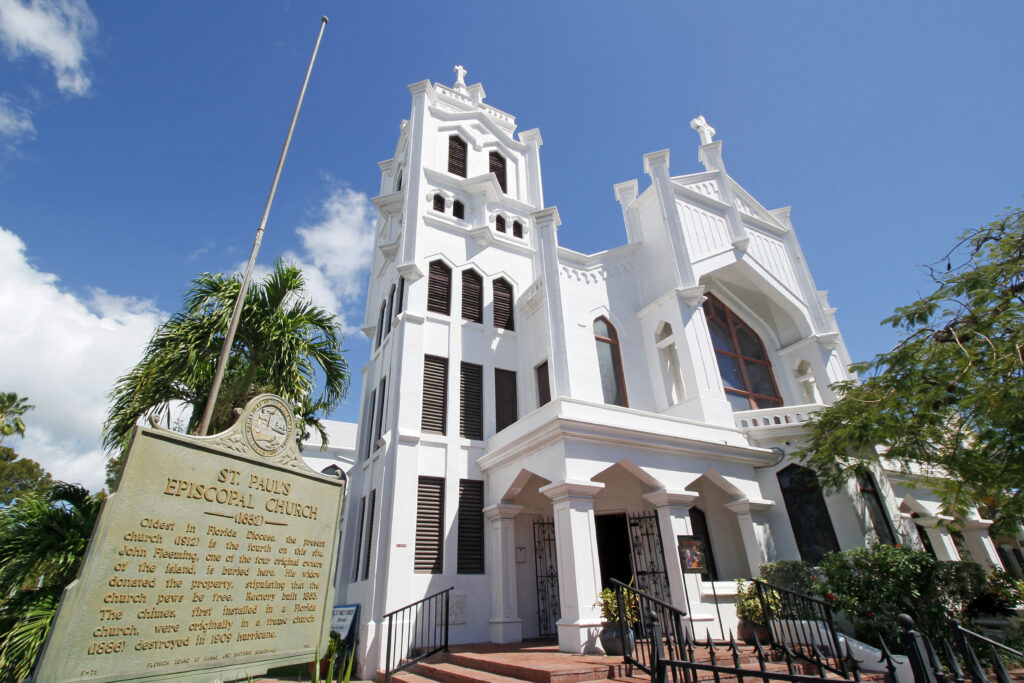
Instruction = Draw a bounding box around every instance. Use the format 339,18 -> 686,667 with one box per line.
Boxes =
495,369 -> 518,432
421,356 -> 448,434
375,301 -> 386,348
385,285 -> 396,336
427,260 -> 451,315
512,221 -> 523,238
489,151 -> 507,192
495,215 -> 506,233
374,377 -> 386,445
364,389 -> 376,459
396,277 -> 405,315
452,200 -> 465,219
462,269 -> 483,323
415,476 -> 445,573
448,136 -> 467,178
493,278 -> 514,331
351,495 -> 366,580
460,362 -> 483,440
432,194 -> 445,212
536,361 -> 551,406
458,479 -> 485,574
362,489 -> 376,580
395,170 -> 402,192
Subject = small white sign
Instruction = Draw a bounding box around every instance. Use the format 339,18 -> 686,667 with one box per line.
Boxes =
331,604 -> 359,639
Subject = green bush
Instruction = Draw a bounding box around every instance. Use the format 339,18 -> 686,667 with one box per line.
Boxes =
759,560 -> 818,595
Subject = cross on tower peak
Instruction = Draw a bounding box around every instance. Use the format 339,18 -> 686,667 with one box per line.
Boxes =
690,115 -> 716,146
454,65 -> 467,90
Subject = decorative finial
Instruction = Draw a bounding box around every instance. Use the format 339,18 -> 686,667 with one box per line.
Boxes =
454,65 -> 467,89
690,115 -> 716,146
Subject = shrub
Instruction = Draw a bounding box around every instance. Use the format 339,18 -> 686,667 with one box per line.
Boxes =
759,560 -> 818,596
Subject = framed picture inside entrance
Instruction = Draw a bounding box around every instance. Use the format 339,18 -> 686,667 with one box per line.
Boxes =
677,535 -> 708,574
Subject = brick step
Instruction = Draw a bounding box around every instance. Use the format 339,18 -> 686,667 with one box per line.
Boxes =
411,660 -> 536,683
446,651 -> 632,683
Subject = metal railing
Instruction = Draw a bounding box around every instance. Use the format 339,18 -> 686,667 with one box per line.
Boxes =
754,579 -> 848,677
610,577 -> 689,676
381,586 -> 452,682
897,614 -> 1024,683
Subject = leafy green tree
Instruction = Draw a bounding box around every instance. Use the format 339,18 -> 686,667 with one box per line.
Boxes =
0,393 -> 51,504
0,483 -> 103,680
798,206 -> 1024,533
103,261 -> 348,488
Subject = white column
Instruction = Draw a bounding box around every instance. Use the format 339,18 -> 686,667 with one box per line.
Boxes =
540,480 -> 605,654
643,489 -> 699,614
961,519 -> 1004,571
484,503 -> 524,643
532,207 -> 572,399
915,515 -> 961,561
724,498 -> 776,577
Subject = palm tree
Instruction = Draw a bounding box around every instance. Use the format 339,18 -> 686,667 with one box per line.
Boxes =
0,393 -> 34,449
102,260 -> 349,487
0,483 -> 103,680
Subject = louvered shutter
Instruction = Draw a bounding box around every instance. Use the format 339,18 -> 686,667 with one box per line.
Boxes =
452,200 -> 465,219
421,356 -> 448,434
364,389 -> 376,458
362,489 -> 376,580
432,194 -> 445,212
495,369 -> 518,432
395,277 -> 405,314
460,362 -> 483,440
493,278 -> 514,331
427,261 -> 451,315
462,270 -> 483,323
512,220 -> 523,238
489,151 -> 507,192
457,480 -> 485,574
495,215 -> 506,233
351,496 -> 366,580
375,301 -> 385,348
415,477 -> 445,573
385,285 -> 395,336
448,136 -> 467,177
373,377 -> 386,444
536,361 -> 551,406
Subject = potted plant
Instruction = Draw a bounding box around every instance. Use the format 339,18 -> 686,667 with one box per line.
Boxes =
595,585 -> 638,656
735,580 -> 773,644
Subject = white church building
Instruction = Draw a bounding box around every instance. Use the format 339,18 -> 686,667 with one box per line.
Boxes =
332,67 -> 1013,675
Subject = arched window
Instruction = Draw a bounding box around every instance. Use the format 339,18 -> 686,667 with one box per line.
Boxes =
448,136 -> 467,177
512,220 -> 523,238
461,269 -> 483,323
385,284 -> 396,336
777,464 -> 840,563
452,200 -> 465,220
655,322 -> 684,405
593,317 -> 627,407
495,215 -> 506,233
427,260 -> 451,315
395,169 -> 402,192
857,471 -> 897,546
703,294 -> 782,411
432,194 -> 445,212
493,278 -> 514,331
489,151 -> 507,192
375,300 -> 386,349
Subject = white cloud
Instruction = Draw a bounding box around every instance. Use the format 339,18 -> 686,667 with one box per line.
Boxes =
0,94 -> 34,139
281,185 -> 376,334
0,0 -> 97,96
0,226 -> 166,493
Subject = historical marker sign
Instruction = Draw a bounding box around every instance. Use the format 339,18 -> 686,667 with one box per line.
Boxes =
35,395 -> 346,683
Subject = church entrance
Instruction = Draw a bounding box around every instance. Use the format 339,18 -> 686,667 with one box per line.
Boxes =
596,513 -> 633,588
595,511 -> 672,604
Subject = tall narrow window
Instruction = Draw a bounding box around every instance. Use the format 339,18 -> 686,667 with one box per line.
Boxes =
461,269 -> 483,323
495,215 -> 506,233
448,136 -> 467,177
432,194 -> 445,212
415,476 -> 445,573
656,322 -> 684,405
395,170 -> 402,192
363,389 -> 376,458
703,294 -> 782,411
373,377 -> 386,445
457,479 -> 485,574
362,489 -> 376,580
385,284 -> 396,336
493,278 -> 514,331
512,220 -> 523,238
777,464 -> 840,563
489,151 -> 507,192
427,260 -> 451,315
452,200 -> 465,220
858,471 -> 897,545
594,317 -> 628,407
460,362 -> 483,440
421,356 -> 448,434
495,369 -> 518,432
536,361 -> 551,406
395,277 -> 405,315
351,495 -> 366,581
687,507 -> 718,581
375,301 -> 386,348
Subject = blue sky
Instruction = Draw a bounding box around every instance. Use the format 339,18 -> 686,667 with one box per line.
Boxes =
1,1 -> 1022,492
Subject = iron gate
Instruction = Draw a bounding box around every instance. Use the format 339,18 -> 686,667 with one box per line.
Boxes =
627,510 -> 671,604
533,519 -> 559,638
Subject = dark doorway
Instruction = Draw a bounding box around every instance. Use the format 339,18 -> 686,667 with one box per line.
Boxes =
596,513 -> 634,588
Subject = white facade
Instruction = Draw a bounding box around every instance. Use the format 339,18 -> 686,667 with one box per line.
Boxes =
336,69 -> 1007,676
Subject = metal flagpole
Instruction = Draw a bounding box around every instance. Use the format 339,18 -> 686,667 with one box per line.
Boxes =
197,16 -> 328,436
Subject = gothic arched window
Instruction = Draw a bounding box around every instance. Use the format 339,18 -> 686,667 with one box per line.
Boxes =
594,317 -> 628,407
858,471 -> 898,546
461,269 -> 483,323
489,151 -> 507,192
448,136 -> 467,177
427,260 -> 451,316
493,278 -> 514,331
703,294 -> 782,411
777,464 -> 840,563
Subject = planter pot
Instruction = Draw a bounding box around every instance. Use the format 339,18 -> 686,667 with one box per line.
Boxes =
737,618 -> 770,645
599,622 -> 635,656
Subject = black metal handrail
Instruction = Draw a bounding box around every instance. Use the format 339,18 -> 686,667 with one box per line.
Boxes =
381,586 -> 453,682
754,579 -> 848,677
610,577 -> 689,676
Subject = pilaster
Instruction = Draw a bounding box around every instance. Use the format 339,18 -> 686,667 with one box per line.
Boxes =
724,498 -> 776,577
540,480 -> 605,654
644,149 -> 696,288
674,288 -> 735,426
484,503 -> 524,643
961,519 -> 1004,571
532,207 -> 572,399
696,141 -> 749,250
643,489 -> 699,613
914,515 -> 961,561
400,81 -> 431,267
